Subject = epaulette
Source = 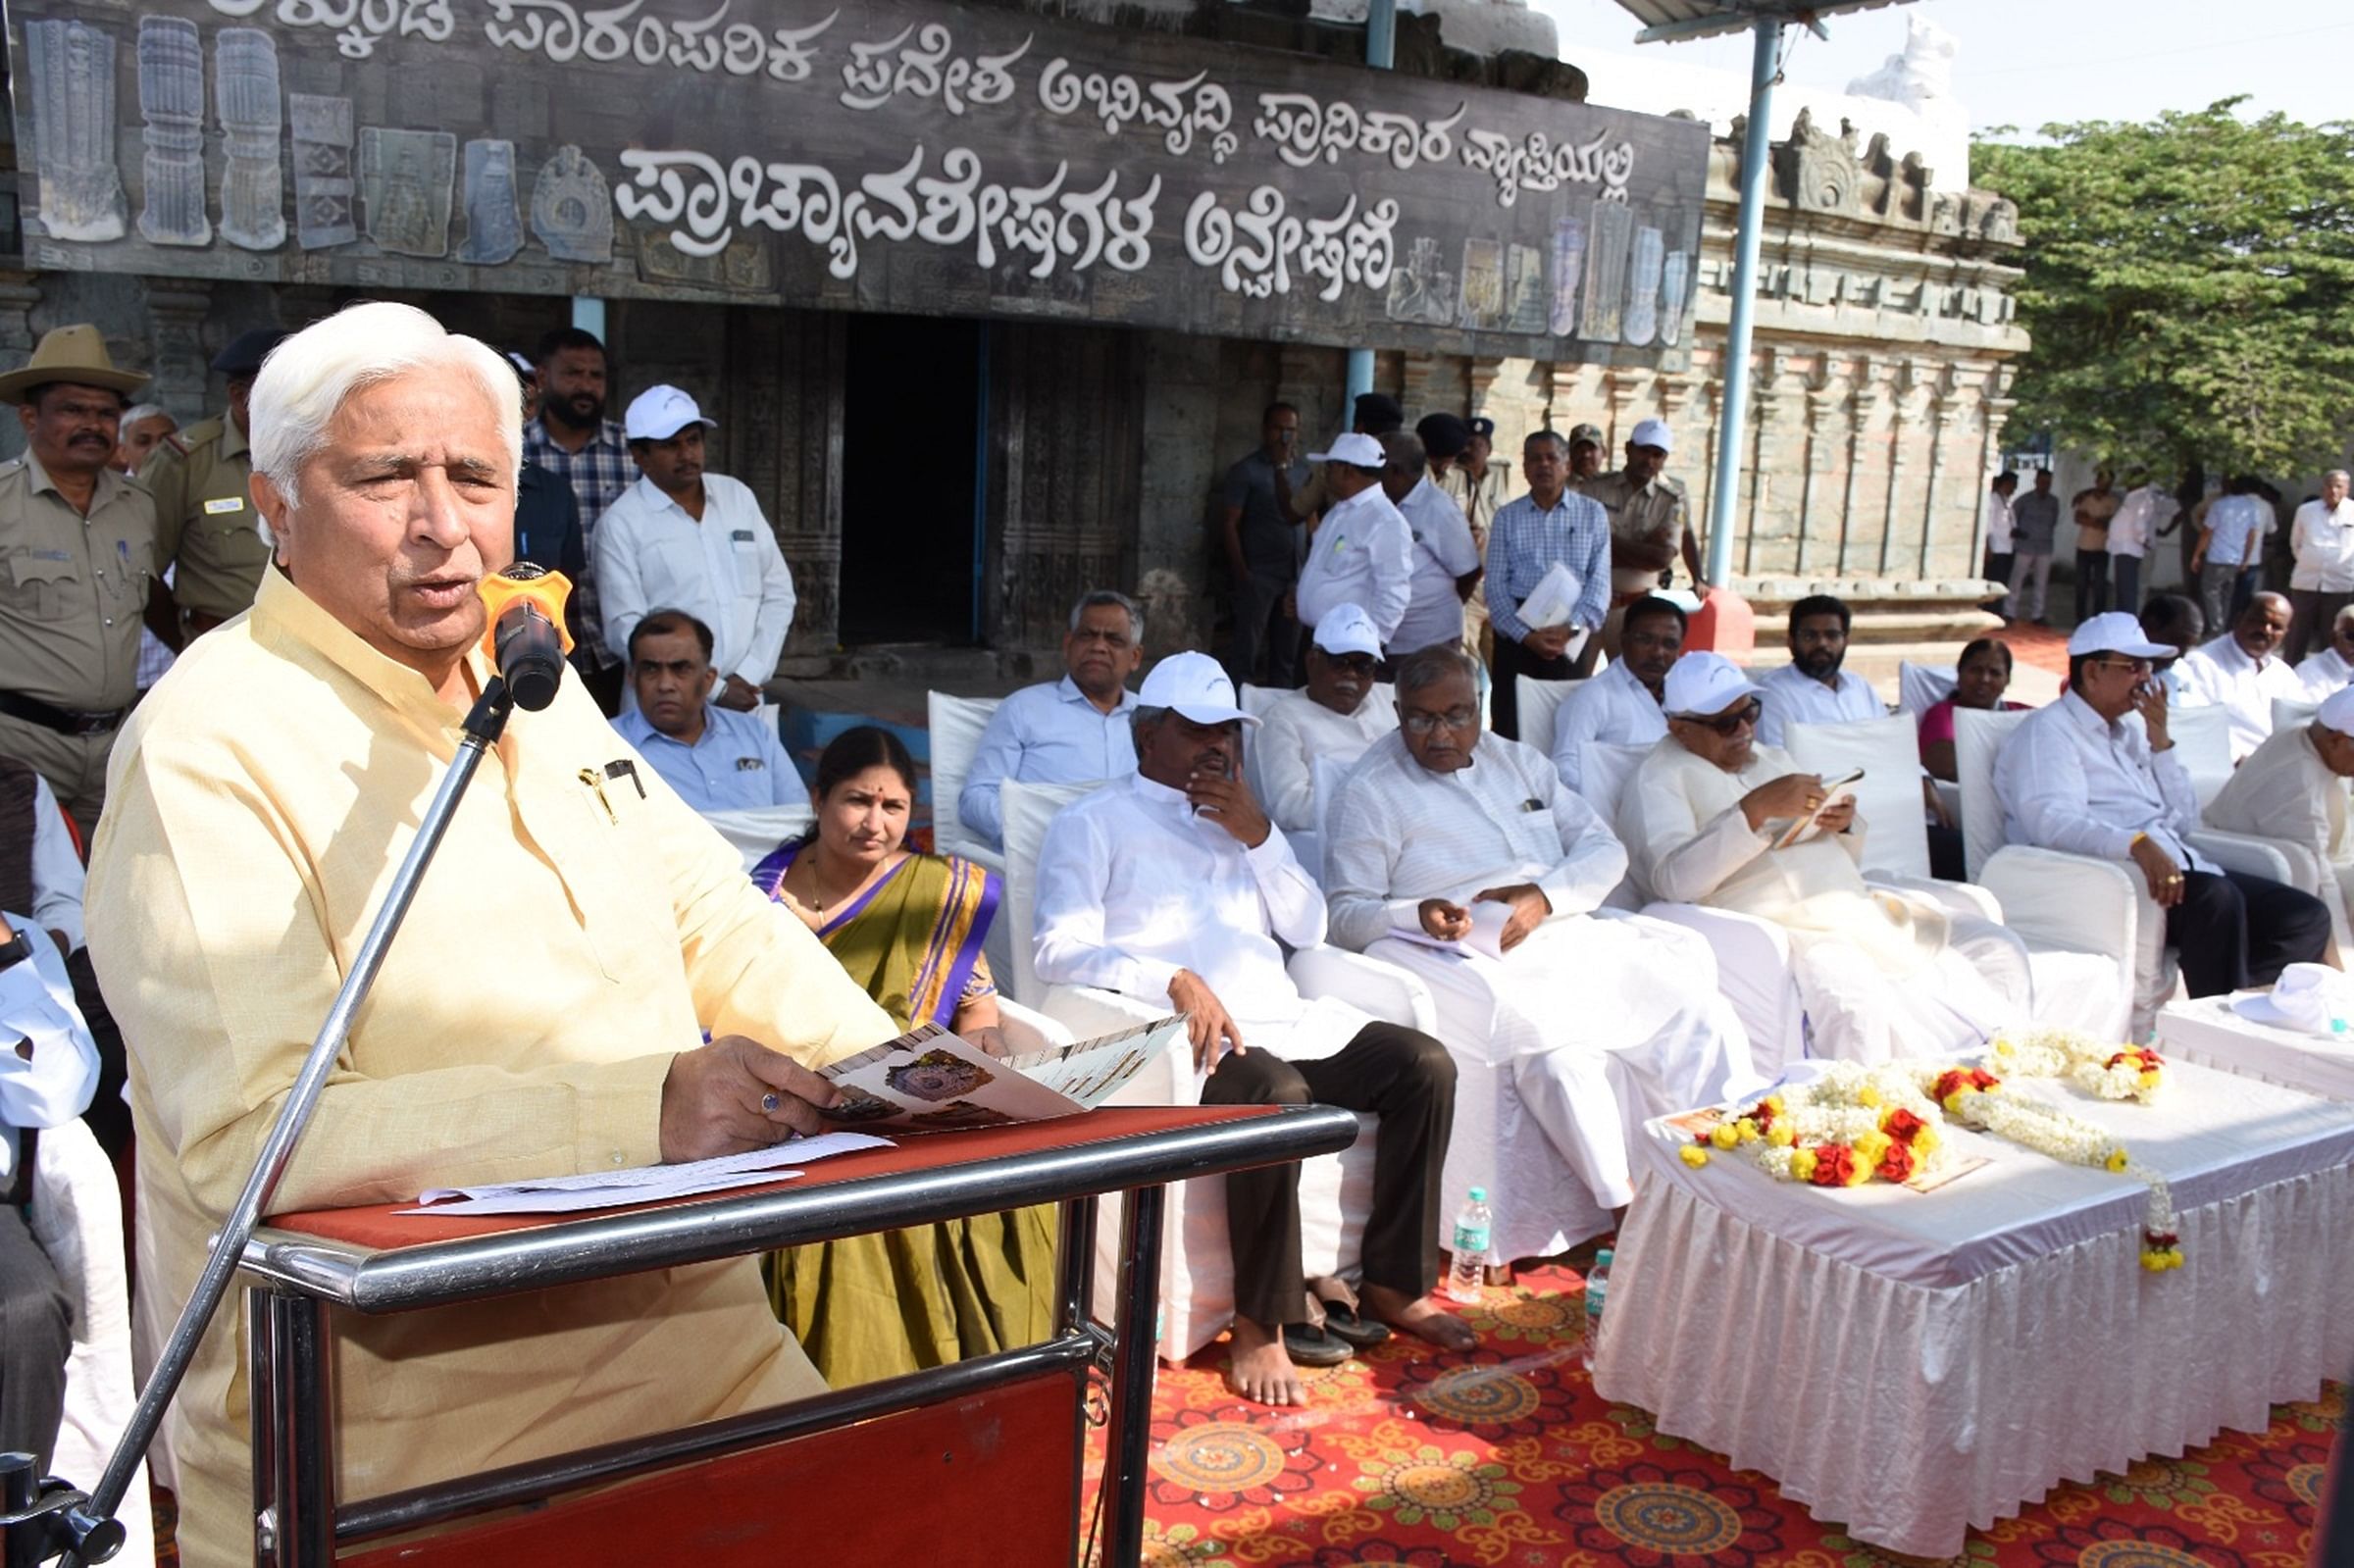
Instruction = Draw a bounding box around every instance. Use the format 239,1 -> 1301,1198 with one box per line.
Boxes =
159,433 -> 192,458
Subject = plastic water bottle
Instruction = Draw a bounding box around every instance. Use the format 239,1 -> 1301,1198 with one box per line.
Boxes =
1582,1248 -> 1614,1370
1443,1187 -> 1491,1304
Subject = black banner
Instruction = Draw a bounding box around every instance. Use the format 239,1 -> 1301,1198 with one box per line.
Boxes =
6,0 -> 1712,360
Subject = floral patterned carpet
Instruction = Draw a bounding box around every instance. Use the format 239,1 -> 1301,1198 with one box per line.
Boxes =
1098,1264 -> 2341,1568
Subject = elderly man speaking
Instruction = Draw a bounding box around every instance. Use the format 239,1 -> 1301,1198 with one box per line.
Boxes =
1619,653 -> 2028,1064
86,303 -> 896,1564
1323,644 -> 1753,1260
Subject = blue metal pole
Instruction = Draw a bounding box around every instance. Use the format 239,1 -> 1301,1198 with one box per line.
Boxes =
1345,0 -> 1398,413
1703,19 -> 1781,588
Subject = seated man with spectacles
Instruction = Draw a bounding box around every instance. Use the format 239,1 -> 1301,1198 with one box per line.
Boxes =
1255,604 -> 1391,834
958,589 -> 1146,850
1323,644 -> 1754,1263
1997,613 -> 2329,997
1619,653 -> 2029,1063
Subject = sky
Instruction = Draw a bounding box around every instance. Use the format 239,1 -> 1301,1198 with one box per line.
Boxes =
1524,0 -> 2352,139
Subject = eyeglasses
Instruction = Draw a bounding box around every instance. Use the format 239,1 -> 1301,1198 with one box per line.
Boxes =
2087,656 -> 2154,677
1319,652 -> 1378,675
1400,706 -> 1480,736
1678,696 -> 1763,734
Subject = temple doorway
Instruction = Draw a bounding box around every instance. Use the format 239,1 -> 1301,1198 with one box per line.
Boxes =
838,313 -> 985,646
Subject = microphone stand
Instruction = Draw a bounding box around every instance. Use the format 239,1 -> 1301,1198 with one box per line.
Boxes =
8,679 -> 518,1565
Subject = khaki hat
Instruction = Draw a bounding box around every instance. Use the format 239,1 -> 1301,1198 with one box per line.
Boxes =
0,325 -> 150,405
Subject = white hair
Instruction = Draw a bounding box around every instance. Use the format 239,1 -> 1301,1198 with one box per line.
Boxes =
120,402 -> 172,430
249,301 -> 521,511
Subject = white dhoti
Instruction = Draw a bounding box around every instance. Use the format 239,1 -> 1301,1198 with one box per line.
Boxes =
1369,911 -> 1757,1262
1786,904 -> 2032,1064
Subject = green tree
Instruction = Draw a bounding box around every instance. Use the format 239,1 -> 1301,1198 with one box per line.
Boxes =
1973,102 -> 2354,478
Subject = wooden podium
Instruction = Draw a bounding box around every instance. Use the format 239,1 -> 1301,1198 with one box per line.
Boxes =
230,1102 -> 1359,1566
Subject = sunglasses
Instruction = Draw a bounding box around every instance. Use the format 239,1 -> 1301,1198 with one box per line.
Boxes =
1679,696 -> 1763,734
1320,652 -> 1379,675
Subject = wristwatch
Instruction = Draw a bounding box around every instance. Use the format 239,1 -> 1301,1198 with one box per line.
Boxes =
0,927 -> 33,972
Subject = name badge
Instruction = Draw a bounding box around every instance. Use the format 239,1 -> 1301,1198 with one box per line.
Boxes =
203,496 -> 245,515
735,756 -> 766,771
731,529 -> 755,543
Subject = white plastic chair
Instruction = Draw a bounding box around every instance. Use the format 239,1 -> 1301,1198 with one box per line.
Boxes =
999,778 -> 1432,1365
927,692 -> 1005,871
28,1119 -> 154,1564
1513,674 -> 1583,758
2169,702 -> 2238,810
1897,661 -> 1957,717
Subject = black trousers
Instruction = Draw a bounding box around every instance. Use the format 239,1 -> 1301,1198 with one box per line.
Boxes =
1489,636 -> 1572,742
2167,869 -> 2333,998
2074,546 -> 2112,622
1198,1023 -> 1455,1329
1224,564 -> 1300,690
0,1204 -> 73,1474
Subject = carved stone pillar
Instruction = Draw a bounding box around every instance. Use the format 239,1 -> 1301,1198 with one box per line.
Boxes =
1465,356 -> 1505,421
1877,359 -> 1925,578
1838,357 -> 1887,578
1919,368 -> 1962,578
1794,371 -> 1841,577
143,279 -> 214,421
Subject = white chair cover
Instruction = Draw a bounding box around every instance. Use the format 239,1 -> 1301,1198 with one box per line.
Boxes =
1785,713 -> 1933,882
997,778 -> 1109,1010
2169,702 -> 2236,810
1897,661 -> 1958,717
699,803 -> 818,874
926,691 -> 1004,866
1513,674 -> 1583,757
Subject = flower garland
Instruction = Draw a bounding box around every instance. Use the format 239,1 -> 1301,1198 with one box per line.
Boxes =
1681,1036 -> 2184,1272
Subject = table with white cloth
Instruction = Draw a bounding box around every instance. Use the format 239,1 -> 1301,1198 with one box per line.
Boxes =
1591,1059 -> 2354,1557
2156,992 -> 2354,1102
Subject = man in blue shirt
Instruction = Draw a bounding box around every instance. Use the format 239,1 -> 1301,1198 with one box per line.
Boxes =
612,609 -> 800,813
958,590 -> 1145,848
1484,430 -> 1611,739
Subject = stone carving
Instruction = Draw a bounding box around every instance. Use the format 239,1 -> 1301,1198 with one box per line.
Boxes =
1458,237 -> 1504,330
1384,234 -> 1456,327
215,28 -> 286,251
1621,224 -> 1663,348
1782,108 -> 1864,217
358,127 -> 456,259
1580,196 -> 1631,342
23,21 -> 129,243
456,138 -> 524,265
1966,191 -> 2020,244
1929,189 -> 1964,238
531,145 -> 615,264
1547,213 -> 1584,337
136,18 -> 213,247
289,94 -> 358,249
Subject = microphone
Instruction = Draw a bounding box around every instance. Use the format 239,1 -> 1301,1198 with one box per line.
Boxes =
476,563 -> 575,712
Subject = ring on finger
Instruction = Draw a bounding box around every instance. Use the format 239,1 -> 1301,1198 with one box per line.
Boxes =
760,1091 -> 782,1115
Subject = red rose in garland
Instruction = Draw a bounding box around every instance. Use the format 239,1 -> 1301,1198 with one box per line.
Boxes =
1808,1144 -> 1857,1187
1876,1141 -> 1918,1184
1881,1107 -> 1928,1145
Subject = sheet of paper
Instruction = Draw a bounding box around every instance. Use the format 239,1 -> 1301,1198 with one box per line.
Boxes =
1515,560 -> 1584,630
1382,899 -> 1512,961
1004,1014 -> 1187,1109
1768,769 -> 1865,851
819,1024 -> 1089,1130
400,1131 -> 892,1216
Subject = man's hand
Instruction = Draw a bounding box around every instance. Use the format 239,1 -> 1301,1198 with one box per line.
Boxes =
2131,678 -> 2172,751
1168,969 -> 1245,1071
717,674 -> 761,711
1739,773 -> 1825,833
2128,835 -> 2187,907
1418,898 -> 1472,940
1473,883 -> 1551,951
1188,769 -> 1271,849
1523,625 -> 1574,661
660,1035 -> 839,1162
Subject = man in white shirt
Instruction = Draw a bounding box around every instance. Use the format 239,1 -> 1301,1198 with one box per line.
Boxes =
1619,655 -> 2026,1064
2106,472 -> 2178,620
1256,604 -> 1391,835
1324,644 -> 1752,1258
1757,594 -> 1883,746
2141,594 -> 2206,703
594,386 -> 797,710
1551,594 -> 1681,795
2298,604 -> 2354,697
2175,592 -> 2303,762
611,610 -> 800,813
1997,612 -> 2329,996
2206,684 -> 2354,944
1982,472 -> 2018,619
2286,470 -> 2354,663
1295,431 -> 1413,650
958,590 -> 1145,849
1379,431 -> 1481,659
1032,653 -> 1469,1406
0,908 -> 101,1474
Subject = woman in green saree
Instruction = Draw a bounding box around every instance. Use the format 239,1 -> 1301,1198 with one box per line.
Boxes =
750,726 -> 1055,1385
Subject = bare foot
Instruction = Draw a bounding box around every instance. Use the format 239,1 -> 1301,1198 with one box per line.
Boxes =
1360,1284 -> 1479,1352
1224,1316 -> 1305,1406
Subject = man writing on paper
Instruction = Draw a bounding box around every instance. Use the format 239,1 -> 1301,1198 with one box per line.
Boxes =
1322,644 -> 1752,1261
86,303 -> 896,1566
1618,654 -> 2028,1064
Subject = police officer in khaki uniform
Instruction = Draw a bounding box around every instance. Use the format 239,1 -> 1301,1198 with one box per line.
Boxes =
141,327 -> 284,644
1575,417 -> 1698,667
0,325 -> 162,838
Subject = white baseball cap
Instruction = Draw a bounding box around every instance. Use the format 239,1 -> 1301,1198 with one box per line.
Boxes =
2231,962 -> 2350,1035
2066,611 -> 2174,660
2320,686 -> 2354,737
623,384 -> 718,442
1663,651 -> 1763,718
1139,650 -> 1260,729
1310,603 -> 1382,659
1307,431 -> 1385,469
1629,418 -> 1673,454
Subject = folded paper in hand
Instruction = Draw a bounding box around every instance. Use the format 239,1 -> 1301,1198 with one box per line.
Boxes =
402,1131 -> 892,1216
817,1015 -> 1188,1133
1769,768 -> 1864,851
1515,562 -> 1583,631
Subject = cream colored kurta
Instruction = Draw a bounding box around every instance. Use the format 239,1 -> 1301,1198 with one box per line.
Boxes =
87,570 -> 896,1566
1616,738 -> 2018,1063
2205,723 -> 2354,944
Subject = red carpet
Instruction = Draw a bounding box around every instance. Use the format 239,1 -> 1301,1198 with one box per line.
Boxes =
1103,1264 -> 2340,1567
